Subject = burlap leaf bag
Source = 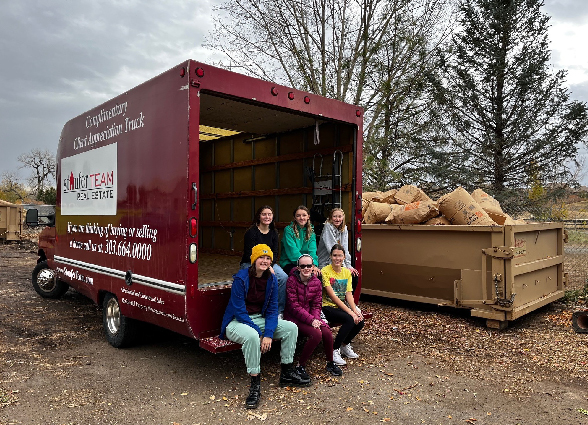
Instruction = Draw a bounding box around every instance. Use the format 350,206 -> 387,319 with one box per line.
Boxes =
376,189 -> 398,204
385,201 -> 439,224
361,192 -> 383,217
424,215 -> 451,225
394,185 -> 432,205
438,187 -> 496,225
364,201 -> 392,224
486,211 -> 517,225
471,189 -> 503,215
471,189 -> 518,225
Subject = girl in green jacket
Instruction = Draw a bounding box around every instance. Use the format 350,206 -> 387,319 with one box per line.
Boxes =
280,205 -> 320,276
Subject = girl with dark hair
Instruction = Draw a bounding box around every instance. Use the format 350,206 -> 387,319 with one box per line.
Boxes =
321,243 -> 364,366
240,205 -> 288,313
280,205 -> 320,276
222,244 -> 310,409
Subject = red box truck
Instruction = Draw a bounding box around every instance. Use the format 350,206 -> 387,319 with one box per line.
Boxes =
27,60 -> 364,352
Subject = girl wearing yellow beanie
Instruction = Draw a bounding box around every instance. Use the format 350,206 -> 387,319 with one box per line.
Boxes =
220,244 -> 310,409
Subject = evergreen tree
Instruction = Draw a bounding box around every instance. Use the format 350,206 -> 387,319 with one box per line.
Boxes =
433,0 -> 588,206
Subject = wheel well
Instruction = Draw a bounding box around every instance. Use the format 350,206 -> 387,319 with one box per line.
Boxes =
37,249 -> 47,264
98,290 -> 111,308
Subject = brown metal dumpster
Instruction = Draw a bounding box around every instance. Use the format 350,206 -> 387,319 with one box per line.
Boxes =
0,200 -> 22,241
361,223 -> 566,328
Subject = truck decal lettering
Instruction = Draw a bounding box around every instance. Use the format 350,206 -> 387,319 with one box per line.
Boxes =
56,266 -> 94,285
85,102 -> 128,129
67,220 -> 158,260
74,104 -> 145,151
125,112 -> 145,132
121,298 -> 184,323
121,286 -> 165,305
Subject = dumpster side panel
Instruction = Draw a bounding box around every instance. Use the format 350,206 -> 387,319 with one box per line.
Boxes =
362,225 -> 502,304
362,223 -> 565,323
504,224 -> 564,318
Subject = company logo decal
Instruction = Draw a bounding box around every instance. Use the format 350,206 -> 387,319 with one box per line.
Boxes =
61,143 -> 117,216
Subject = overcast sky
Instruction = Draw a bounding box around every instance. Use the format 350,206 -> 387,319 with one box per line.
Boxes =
0,0 -> 587,185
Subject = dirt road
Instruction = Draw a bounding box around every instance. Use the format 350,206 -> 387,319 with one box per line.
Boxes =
1,242 -> 587,425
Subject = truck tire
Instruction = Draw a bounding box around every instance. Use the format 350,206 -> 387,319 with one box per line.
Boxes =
103,293 -> 136,348
32,261 -> 69,298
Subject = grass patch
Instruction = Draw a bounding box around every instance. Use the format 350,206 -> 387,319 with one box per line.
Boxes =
563,282 -> 588,305
566,230 -> 588,244
0,388 -> 18,408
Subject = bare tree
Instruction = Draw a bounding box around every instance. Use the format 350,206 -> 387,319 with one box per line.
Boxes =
208,0 -> 455,190
18,149 -> 56,195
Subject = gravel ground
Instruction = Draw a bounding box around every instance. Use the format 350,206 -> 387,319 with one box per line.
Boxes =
1,241 -> 588,425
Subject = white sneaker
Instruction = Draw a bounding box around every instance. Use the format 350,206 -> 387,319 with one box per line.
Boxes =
333,348 -> 346,365
340,344 -> 359,359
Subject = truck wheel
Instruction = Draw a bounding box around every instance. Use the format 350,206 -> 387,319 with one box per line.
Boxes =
103,293 -> 136,348
32,261 -> 69,298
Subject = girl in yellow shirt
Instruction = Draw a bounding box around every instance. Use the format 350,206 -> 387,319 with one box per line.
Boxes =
321,243 -> 364,366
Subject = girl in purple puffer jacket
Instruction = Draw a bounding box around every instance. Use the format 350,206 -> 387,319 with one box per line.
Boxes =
284,254 -> 343,378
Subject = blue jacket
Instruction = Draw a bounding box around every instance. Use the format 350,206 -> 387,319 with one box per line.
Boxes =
220,268 -> 279,339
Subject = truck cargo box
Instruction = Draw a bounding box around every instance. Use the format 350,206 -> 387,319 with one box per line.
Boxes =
361,223 -> 566,328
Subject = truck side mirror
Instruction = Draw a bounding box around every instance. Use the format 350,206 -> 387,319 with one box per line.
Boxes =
26,208 -> 39,226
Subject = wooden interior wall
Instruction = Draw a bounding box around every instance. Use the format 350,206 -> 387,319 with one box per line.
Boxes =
198,123 -> 354,255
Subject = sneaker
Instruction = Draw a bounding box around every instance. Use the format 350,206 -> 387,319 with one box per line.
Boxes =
279,363 -> 311,387
332,348 -> 346,366
340,344 -> 359,359
296,365 -> 310,381
326,361 -> 342,376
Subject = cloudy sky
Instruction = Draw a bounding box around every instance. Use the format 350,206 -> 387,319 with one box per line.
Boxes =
0,0 -> 587,186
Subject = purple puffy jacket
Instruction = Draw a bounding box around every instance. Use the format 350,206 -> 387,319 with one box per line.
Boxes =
283,268 -> 326,327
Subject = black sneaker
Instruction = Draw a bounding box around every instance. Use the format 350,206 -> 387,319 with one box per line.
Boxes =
326,361 -> 342,376
279,363 -> 311,387
296,365 -> 310,381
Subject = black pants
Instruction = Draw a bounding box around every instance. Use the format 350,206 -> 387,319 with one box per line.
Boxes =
322,306 -> 364,350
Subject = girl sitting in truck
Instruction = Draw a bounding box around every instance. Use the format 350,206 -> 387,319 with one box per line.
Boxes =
317,207 -> 359,276
284,253 -> 343,379
321,243 -> 364,366
220,244 -> 310,410
280,205 -> 320,276
240,205 -> 288,314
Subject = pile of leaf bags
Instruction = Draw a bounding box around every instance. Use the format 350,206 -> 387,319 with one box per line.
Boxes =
362,185 -> 520,226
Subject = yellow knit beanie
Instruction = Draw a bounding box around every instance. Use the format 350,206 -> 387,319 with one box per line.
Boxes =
250,244 -> 273,264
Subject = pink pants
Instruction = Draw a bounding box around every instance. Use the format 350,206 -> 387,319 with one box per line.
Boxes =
296,321 -> 334,366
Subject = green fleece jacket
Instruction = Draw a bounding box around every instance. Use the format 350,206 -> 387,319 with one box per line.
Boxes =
280,222 -> 318,268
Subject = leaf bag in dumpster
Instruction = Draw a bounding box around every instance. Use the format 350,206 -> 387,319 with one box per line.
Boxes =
375,189 -> 398,204
394,185 -> 432,205
424,215 -> 451,225
364,201 -> 392,224
438,187 -> 496,225
471,189 -> 504,215
385,201 -> 439,224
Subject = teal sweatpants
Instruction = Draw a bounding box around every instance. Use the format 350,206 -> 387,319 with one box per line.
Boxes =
225,314 -> 298,375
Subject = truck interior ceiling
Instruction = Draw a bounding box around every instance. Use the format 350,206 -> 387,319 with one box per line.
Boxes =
197,92 -> 357,286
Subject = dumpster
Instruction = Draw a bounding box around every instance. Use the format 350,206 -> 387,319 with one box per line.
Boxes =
361,223 -> 566,328
0,200 -> 22,241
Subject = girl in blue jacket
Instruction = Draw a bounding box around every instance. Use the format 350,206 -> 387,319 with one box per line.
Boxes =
220,244 -> 309,409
